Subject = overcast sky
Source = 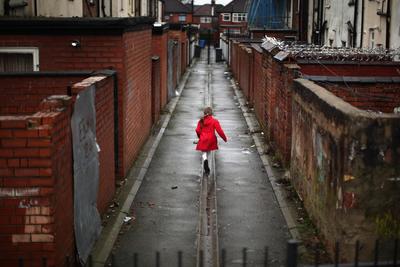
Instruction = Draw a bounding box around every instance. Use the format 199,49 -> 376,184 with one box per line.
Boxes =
193,0 -> 232,6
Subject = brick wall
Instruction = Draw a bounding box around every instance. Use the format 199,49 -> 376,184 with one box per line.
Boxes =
291,78 -> 400,260
0,76 -> 87,115
0,25 -> 153,179
0,96 -> 74,267
122,30 -> 153,178
252,48 -> 265,131
0,74 -> 116,214
152,30 -> 169,108
318,82 -> 400,113
238,45 -> 252,105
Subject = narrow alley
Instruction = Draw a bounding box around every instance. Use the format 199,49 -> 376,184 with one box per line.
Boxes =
109,50 -> 290,266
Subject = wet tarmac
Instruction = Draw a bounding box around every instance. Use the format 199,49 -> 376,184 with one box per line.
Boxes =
111,49 -> 289,267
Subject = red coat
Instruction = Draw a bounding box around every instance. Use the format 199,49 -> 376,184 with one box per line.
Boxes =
195,115 -> 227,151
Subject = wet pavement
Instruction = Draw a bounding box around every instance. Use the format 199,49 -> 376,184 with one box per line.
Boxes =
111,50 -> 290,266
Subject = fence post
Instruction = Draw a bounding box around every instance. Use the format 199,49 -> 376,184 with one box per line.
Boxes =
156,251 -> 160,267
221,249 -> 226,267
178,251 -> 182,267
354,240 -> 360,267
243,248 -> 247,267
287,240 -> 298,267
394,239 -> 398,267
133,253 -> 138,267
264,247 -> 269,267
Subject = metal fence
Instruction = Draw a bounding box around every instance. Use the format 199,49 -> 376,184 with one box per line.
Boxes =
15,239 -> 399,267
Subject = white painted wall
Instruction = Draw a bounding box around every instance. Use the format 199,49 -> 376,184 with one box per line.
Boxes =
390,0 -> 400,50
361,0 -> 388,48
323,0 -> 356,47
37,0 -> 83,17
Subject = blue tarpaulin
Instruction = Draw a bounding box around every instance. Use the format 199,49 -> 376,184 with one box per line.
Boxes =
247,0 -> 288,29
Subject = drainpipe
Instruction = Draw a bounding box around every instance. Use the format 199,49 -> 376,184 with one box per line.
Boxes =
386,0 -> 391,49
34,0 -> 38,16
353,0 -> 358,47
318,0 -> 324,45
360,0 -> 364,47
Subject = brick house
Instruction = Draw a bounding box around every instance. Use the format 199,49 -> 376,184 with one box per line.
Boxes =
217,0 -> 248,36
163,0 -> 193,24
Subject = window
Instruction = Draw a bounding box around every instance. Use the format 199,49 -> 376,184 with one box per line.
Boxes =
232,13 -> 247,22
178,15 -> 186,22
0,47 -> 39,72
222,13 -> 231,21
369,30 -> 375,48
200,17 -> 212,23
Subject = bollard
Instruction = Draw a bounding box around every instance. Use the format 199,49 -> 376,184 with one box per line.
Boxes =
18,257 -> 24,267
42,257 -> 47,267
286,240 -> 298,267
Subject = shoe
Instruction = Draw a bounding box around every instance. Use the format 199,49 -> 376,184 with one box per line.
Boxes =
204,160 -> 210,176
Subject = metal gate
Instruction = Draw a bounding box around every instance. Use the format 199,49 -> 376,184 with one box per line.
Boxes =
167,39 -> 175,101
71,86 -> 102,265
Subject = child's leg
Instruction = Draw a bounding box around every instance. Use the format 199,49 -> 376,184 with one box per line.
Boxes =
202,151 -> 210,175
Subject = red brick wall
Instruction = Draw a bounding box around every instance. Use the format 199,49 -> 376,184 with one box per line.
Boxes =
0,76 -> 87,115
321,82 -> 400,113
72,76 -> 116,214
0,74 -> 116,214
252,49 -> 265,129
238,45 -> 252,104
230,42 -> 239,80
0,96 -> 74,267
167,14 -> 193,24
152,31 -> 169,108
122,30 -> 153,178
0,28 -> 153,178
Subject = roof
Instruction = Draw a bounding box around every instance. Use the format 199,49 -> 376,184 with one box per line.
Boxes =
220,0 -> 248,13
0,17 -> 154,35
193,4 -> 225,16
165,0 -> 191,14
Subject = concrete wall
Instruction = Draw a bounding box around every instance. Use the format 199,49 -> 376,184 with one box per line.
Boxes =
291,78 -> 400,260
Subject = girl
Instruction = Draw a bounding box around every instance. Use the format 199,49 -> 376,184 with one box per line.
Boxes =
195,107 -> 227,175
